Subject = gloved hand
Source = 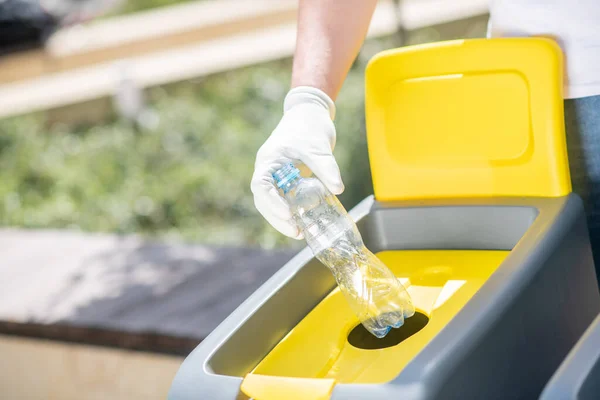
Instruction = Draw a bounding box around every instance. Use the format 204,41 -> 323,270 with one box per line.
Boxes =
251,86 -> 345,239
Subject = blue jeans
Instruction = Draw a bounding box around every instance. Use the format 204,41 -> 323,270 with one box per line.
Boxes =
565,95 -> 600,279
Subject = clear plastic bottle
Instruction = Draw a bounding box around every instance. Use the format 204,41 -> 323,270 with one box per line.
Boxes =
273,163 -> 415,338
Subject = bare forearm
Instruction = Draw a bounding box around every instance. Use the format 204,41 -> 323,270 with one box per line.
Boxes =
292,0 -> 378,100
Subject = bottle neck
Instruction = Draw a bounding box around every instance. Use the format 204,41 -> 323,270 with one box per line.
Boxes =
280,175 -> 301,194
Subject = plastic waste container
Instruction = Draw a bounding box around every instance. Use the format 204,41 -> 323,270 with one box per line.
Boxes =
540,314 -> 600,400
169,38 -> 600,400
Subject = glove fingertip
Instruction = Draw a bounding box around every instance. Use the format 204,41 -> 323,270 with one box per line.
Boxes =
269,215 -> 301,239
328,180 -> 345,195
321,173 -> 345,195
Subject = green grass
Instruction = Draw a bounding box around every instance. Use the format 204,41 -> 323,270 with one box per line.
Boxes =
108,0 -> 200,16
0,58 -> 371,248
0,18 -> 487,248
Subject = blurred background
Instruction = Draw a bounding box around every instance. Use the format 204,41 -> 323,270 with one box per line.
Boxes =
0,0 -> 488,398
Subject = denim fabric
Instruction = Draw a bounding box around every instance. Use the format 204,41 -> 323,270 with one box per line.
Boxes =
564,95 -> 600,280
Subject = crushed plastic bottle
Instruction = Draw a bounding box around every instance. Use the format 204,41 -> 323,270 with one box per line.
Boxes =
273,162 -> 415,338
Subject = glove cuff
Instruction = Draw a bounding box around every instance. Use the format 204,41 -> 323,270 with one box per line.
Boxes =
283,86 -> 336,121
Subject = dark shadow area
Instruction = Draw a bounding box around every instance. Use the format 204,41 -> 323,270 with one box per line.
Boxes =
580,357 -> 600,399
0,320 -> 201,356
60,240 -> 298,346
0,0 -> 57,55
564,96 -> 600,284
348,312 -> 429,350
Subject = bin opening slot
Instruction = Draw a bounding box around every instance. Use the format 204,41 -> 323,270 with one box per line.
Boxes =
348,311 -> 429,350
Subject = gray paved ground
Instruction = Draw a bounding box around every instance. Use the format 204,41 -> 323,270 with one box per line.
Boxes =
0,229 -> 298,354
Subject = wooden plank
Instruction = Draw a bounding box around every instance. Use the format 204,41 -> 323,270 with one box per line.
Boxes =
0,23 -> 296,118
0,0 -> 298,85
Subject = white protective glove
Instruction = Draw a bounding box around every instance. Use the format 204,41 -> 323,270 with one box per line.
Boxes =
251,86 -> 345,239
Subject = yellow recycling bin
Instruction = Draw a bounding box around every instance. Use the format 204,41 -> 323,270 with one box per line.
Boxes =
169,38 -> 600,400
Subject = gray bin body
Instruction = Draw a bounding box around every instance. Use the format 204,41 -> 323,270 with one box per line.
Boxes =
540,314 -> 600,400
169,194 -> 600,400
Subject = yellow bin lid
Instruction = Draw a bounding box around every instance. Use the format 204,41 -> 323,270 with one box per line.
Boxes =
365,38 -> 569,201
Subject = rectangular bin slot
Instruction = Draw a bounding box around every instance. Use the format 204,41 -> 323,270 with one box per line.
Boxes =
246,250 -> 509,386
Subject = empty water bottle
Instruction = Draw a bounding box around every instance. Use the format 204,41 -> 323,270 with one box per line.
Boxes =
273,162 -> 414,338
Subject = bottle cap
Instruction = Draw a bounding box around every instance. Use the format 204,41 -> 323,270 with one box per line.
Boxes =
272,163 -> 301,190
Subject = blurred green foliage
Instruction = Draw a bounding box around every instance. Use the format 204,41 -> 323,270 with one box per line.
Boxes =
109,0 -> 197,16
0,18 -> 486,248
